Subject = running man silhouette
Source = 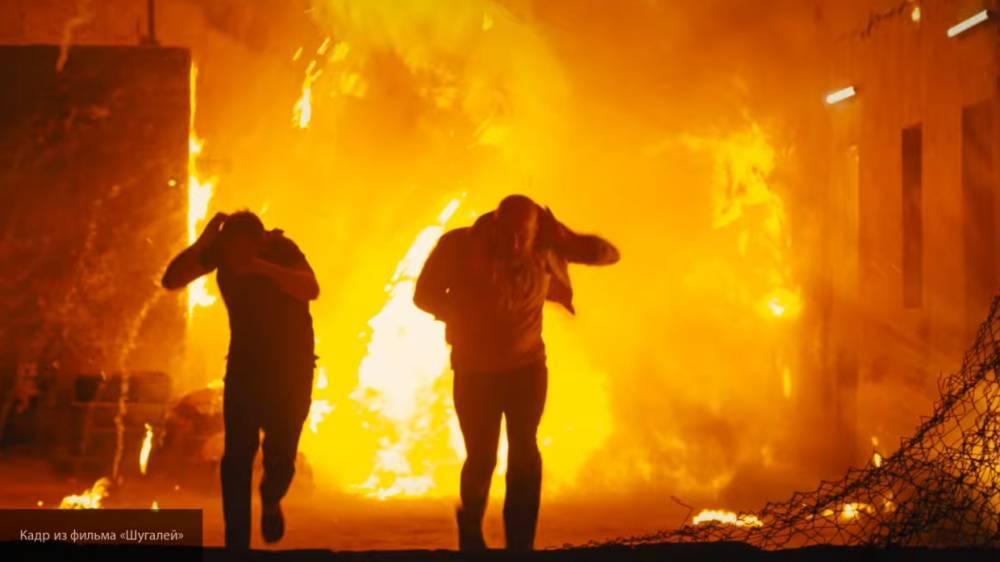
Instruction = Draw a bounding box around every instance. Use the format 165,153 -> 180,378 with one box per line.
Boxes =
162,211 -> 319,549
414,194 -> 620,551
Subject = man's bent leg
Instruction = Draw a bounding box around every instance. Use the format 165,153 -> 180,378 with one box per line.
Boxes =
221,380 -> 261,550
259,377 -> 311,544
259,413 -> 306,507
454,371 -> 503,550
502,362 -> 547,551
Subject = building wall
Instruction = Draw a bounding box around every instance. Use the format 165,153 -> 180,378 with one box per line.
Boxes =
822,0 -> 1000,450
0,45 -> 190,388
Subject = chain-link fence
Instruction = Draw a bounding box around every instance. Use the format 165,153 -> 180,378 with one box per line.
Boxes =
614,296 -> 1000,549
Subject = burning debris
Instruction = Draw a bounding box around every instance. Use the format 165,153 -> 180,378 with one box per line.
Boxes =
293,58 -> 322,129
138,423 -> 153,476
693,509 -> 764,528
59,477 -> 110,510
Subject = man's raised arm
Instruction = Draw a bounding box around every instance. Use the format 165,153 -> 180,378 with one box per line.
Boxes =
161,212 -> 227,290
542,207 -> 620,266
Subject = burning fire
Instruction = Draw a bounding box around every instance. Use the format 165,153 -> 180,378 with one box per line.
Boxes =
764,287 -> 803,319
293,58 -> 321,129
187,62 -> 217,318
139,423 -> 153,475
816,502 -> 881,521
308,368 -> 335,434
870,436 -> 884,467
692,508 -> 764,528
172,4 -> 815,507
681,120 -> 801,409
289,34 -> 368,130
683,121 -> 801,320
349,197 -> 465,499
59,478 -> 110,509
294,193 -> 611,499
839,502 -> 875,521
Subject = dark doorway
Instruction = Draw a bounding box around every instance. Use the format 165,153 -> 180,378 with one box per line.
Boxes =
902,124 -> 923,309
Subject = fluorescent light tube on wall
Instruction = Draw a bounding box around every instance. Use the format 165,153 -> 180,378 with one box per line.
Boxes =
948,9 -> 990,38
825,86 -> 857,105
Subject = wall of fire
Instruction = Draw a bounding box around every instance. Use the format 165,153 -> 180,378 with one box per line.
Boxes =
820,0 -> 1000,456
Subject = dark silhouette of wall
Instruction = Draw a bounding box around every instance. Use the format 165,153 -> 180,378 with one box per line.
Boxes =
0,45 -> 189,451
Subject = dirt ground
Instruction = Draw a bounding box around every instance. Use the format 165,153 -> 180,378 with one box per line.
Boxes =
0,456 -> 685,550
5,457 -> 1000,561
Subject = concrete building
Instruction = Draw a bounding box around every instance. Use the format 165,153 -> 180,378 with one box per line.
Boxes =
818,0 -> 1000,452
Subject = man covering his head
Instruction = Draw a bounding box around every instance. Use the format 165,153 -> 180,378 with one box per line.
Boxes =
162,210 -> 319,549
414,194 -> 619,551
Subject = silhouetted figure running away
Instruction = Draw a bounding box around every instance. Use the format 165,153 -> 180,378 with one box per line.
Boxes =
414,195 -> 620,551
161,211 -> 319,549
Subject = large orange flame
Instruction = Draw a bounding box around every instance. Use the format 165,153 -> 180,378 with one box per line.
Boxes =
350,197 -> 465,499
187,62 -> 217,319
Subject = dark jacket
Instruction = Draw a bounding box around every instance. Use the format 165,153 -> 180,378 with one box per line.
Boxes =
414,204 -> 619,320
414,204 -> 619,373
469,208 -> 619,314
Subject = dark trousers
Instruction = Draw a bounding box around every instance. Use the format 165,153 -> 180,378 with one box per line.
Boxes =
454,361 -> 547,551
221,367 -> 311,549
